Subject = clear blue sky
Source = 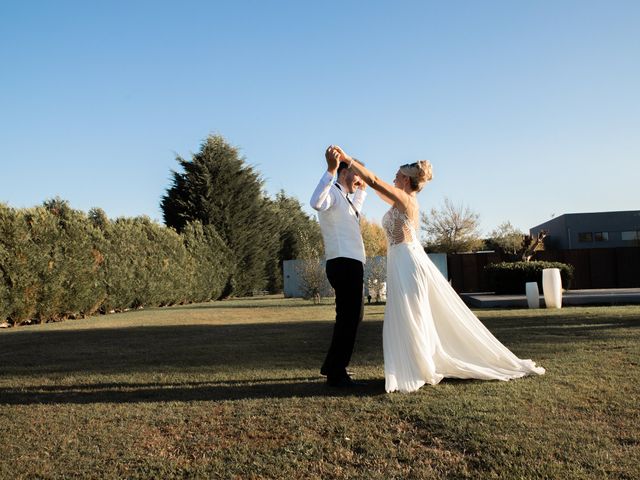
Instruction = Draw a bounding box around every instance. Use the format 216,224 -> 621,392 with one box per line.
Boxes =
1,0 -> 638,234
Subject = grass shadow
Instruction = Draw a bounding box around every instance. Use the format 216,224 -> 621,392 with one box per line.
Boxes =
483,313 -> 640,345
1,310 -> 637,405
1,321 -> 351,376
179,302 -> 334,310
0,377 -> 386,405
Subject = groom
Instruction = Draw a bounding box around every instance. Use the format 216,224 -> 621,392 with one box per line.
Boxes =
310,146 -> 367,387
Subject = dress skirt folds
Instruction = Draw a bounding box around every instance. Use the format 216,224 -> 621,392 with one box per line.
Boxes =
383,240 -> 545,393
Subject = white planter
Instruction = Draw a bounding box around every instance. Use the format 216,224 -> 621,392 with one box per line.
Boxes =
525,282 -> 540,309
542,268 -> 562,309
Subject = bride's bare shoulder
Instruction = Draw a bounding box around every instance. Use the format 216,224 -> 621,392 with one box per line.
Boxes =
405,199 -> 420,225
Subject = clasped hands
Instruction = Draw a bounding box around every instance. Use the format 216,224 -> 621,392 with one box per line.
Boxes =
325,145 -> 365,189
325,145 -> 349,170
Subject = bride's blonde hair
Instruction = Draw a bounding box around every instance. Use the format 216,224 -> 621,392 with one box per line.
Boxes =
399,160 -> 433,192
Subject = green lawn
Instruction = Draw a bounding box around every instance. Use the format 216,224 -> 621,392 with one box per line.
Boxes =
1,298 -> 638,479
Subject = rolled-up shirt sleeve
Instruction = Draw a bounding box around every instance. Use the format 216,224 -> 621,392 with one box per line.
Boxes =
310,171 -> 335,211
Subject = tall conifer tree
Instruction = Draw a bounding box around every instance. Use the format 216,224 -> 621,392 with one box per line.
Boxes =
161,134 -> 277,295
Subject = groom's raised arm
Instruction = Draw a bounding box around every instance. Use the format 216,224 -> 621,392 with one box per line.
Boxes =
310,146 -> 341,211
310,171 -> 335,211
351,186 -> 367,214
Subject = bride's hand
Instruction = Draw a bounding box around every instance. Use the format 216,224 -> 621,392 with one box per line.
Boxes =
332,145 -> 353,163
354,176 -> 367,190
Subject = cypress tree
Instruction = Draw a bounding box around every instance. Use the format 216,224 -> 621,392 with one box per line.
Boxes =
161,134 -> 277,296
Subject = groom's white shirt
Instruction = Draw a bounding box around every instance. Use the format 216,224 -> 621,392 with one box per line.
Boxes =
310,171 -> 366,264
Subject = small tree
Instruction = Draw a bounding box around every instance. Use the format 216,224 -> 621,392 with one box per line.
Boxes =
295,228 -> 330,303
487,221 -> 526,261
361,215 -> 387,258
421,197 -> 483,253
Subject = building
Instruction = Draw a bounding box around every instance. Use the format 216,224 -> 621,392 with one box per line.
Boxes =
530,210 -> 640,250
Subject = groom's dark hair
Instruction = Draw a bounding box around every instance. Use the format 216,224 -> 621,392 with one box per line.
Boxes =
337,159 -> 364,177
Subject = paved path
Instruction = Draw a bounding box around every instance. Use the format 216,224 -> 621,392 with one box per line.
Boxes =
461,288 -> 640,308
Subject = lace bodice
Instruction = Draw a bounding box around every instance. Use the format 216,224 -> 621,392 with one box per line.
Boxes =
382,207 -> 419,246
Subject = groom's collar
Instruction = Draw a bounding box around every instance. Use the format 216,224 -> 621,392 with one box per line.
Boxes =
334,182 -> 348,194
334,182 -> 360,220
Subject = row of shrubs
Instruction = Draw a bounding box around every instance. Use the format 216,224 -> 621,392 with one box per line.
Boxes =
0,202 -> 234,326
484,261 -> 575,294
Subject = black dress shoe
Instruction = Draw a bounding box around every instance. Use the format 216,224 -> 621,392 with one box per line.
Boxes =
321,367 -> 353,377
326,376 -> 364,388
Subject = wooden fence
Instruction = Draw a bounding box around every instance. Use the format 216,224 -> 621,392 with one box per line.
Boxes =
447,247 -> 640,293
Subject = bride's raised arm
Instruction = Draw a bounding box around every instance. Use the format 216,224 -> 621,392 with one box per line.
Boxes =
332,146 -> 412,212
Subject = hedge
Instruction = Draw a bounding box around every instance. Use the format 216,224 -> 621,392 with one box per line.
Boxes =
484,261 -> 575,294
182,221 -> 235,303
0,203 -> 234,326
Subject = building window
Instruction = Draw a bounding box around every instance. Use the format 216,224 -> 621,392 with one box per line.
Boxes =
578,232 -> 593,242
594,232 -> 609,242
621,230 -> 640,241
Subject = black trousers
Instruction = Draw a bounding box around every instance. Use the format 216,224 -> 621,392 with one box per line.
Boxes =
321,257 -> 364,379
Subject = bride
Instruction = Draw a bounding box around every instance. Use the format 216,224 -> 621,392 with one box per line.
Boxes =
329,146 -> 545,393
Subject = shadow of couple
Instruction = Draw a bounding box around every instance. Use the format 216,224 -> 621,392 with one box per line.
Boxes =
0,376 -> 387,405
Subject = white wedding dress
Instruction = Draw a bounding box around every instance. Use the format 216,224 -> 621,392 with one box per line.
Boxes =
381,206 -> 545,393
